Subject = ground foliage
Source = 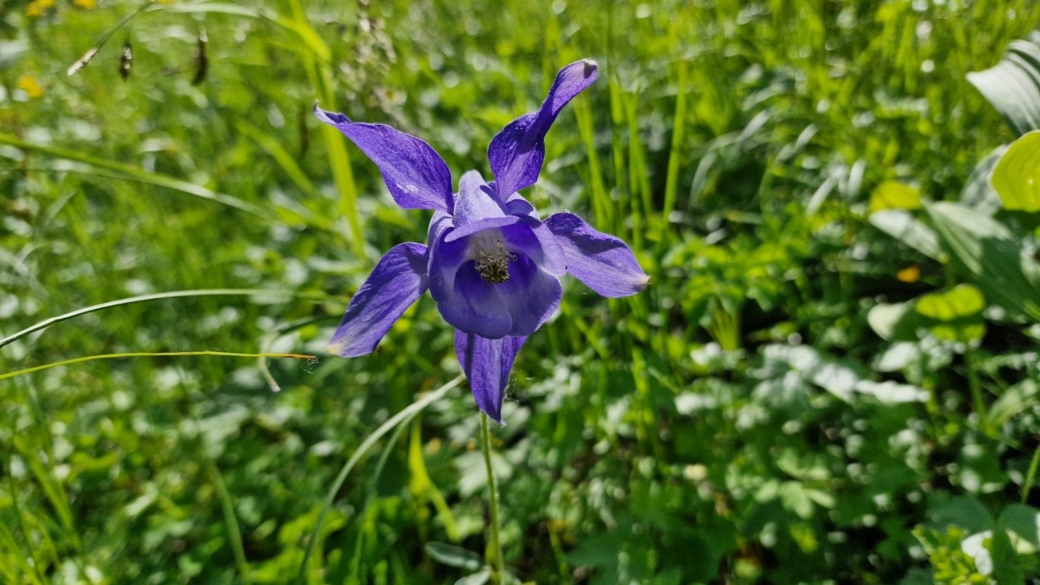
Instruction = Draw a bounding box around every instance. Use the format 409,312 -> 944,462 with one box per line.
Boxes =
2,0 -> 1040,583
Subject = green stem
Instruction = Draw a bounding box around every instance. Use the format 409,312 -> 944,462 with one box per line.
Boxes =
1023,443 -> 1040,504
205,459 -> 251,582
661,58 -> 687,229
481,413 -> 505,584
0,288 -> 338,350
965,347 -> 987,420
0,351 -> 314,381
5,468 -> 45,583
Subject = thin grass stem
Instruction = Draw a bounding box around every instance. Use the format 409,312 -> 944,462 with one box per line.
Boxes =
0,288 -> 338,350
1023,443 -> 1040,504
0,352 -> 314,382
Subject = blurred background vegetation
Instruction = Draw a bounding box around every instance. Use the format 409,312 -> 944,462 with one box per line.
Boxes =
3,0 -> 1040,583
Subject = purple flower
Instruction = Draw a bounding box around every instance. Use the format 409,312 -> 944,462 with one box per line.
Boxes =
317,60 -> 648,423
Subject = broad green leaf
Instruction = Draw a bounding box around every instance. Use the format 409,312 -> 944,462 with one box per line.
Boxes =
869,210 -> 942,260
929,496 -> 993,533
869,181 -> 921,214
961,145 -> 1006,215
926,202 -> 1040,321
868,301 -> 925,341
998,504 -> 1040,548
989,529 -> 1026,585
425,542 -> 484,571
991,131 -> 1040,212
914,284 -> 986,343
967,34 -> 1040,136
454,570 -> 492,585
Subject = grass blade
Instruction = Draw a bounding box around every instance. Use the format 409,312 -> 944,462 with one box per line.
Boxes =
0,134 -> 275,220
297,375 -> 465,583
0,351 -> 315,382
0,289 -> 338,350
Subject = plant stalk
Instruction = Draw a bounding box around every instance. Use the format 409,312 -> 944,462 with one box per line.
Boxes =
481,413 -> 505,583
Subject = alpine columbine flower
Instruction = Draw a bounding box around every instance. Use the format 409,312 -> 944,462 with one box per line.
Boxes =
318,60 -> 648,422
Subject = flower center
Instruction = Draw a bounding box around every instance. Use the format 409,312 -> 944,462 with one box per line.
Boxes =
470,231 -> 515,285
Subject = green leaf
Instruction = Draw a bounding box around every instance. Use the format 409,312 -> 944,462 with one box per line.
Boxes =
869,210 -> 942,260
868,301 -> 918,341
989,529 -> 1026,585
914,284 -> 986,343
998,504 -> 1040,548
991,131 -> 1040,212
870,181 -> 921,214
425,542 -> 484,571
960,145 -> 1006,215
929,496 -> 993,533
926,202 -> 1040,321
454,571 -> 492,585
984,380 -> 1040,429
967,33 -> 1040,136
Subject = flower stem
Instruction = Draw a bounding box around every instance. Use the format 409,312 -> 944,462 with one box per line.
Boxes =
1023,442 -> 1040,504
480,413 -> 505,583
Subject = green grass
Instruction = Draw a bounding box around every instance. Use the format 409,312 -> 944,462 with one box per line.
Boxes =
3,0 -> 1040,583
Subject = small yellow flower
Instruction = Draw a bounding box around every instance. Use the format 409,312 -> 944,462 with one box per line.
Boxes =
25,2 -> 43,17
38,0 -> 55,7
73,0 -> 97,8
16,75 -> 44,99
896,265 -> 920,283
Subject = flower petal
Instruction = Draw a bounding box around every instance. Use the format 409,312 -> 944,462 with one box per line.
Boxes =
445,215 -> 521,243
315,105 -> 453,213
496,253 -> 563,334
436,252 -> 561,338
545,212 -> 649,297
452,170 -> 506,228
455,330 -> 527,423
503,193 -> 538,218
443,261 -> 514,338
501,219 -> 566,276
327,242 -> 429,357
487,60 -> 599,198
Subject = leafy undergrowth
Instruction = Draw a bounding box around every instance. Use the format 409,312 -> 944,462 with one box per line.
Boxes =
2,0 -> 1040,583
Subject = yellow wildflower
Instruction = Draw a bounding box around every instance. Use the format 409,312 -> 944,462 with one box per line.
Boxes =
73,0 -> 97,7
38,0 -> 55,7
16,75 -> 44,99
25,2 -> 43,17
896,266 -> 920,283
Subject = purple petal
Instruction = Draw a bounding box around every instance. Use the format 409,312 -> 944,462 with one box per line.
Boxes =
435,252 -> 561,338
495,253 -> 563,334
455,330 -> 527,423
545,212 -> 649,297
328,243 -> 429,357
501,219 -> 566,276
445,216 -> 522,243
488,60 -> 599,198
503,193 -> 538,218
427,210 -> 454,248
429,219 -> 512,339
314,105 -> 453,213
452,170 -> 506,228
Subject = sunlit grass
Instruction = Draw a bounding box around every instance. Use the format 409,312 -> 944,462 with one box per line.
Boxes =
3,0 -> 1040,583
